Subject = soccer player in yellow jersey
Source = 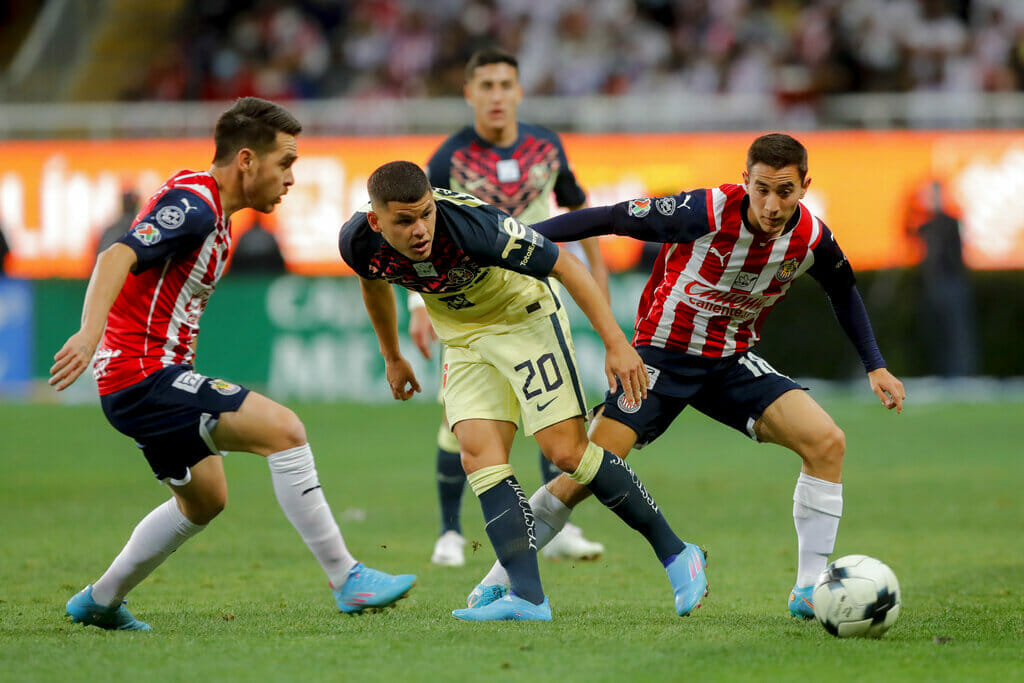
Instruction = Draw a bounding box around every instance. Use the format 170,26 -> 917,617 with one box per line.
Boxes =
340,161 -> 708,621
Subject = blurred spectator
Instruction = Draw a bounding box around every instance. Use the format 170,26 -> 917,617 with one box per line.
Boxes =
149,0 -> 1022,104
0,219 -> 9,276
231,220 -> 287,274
908,180 -> 978,377
96,190 -> 141,256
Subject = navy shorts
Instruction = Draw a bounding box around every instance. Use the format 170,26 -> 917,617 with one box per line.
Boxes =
599,346 -> 806,448
100,364 -> 250,482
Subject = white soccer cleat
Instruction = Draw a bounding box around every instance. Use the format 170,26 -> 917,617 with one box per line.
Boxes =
431,530 -> 467,567
541,522 -> 605,561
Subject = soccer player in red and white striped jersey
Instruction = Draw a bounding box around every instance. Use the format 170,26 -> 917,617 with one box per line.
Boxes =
467,133 -> 906,620
50,97 -> 415,631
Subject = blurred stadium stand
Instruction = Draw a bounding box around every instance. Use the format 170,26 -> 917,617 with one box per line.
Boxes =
1,0 -> 1023,137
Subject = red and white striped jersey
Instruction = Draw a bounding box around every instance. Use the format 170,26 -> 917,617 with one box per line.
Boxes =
631,184 -> 835,358
94,170 -> 230,395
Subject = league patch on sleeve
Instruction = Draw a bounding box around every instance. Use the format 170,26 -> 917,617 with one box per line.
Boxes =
155,204 -> 186,230
628,198 -> 652,218
132,222 -> 162,246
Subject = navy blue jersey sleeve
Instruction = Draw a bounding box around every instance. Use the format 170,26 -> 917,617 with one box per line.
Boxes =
533,191 -> 711,244
338,209 -> 380,279
443,200 -> 560,277
117,189 -> 215,272
543,129 -> 586,208
808,223 -> 886,371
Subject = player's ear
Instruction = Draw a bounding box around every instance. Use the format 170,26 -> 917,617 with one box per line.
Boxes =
741,170 -> 749,190
238,147 -> 255,173
367,211 -> 382,233
801,175 -> 812,197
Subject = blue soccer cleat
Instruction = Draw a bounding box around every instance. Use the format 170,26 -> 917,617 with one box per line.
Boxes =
65,585 -> 152,631
332,563 -> 416,614
789,585 -> 815,619
465,583 -> 509,609
665,542 -> 709,616
452,593 -> 551,621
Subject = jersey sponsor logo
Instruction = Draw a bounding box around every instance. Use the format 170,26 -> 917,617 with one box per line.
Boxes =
172,370 -> 206,394
537,397 -> 557,411
682,281 -> 763,319
628,198 -> 651,218
91,347 -> 122,380
446,265 -> 475,287
132,222 -> 161,245
496,158 -> 521,183
155,204 -> 186,230
656,196 -> 676,216
181,197 -> 199,214
208,378 -> 241,396
414,262 -> 439,277
733,271 -> 759,292
709,246 -> 730,266
680,193 -> 693,210
500,216 -> 543,267
617,392 -> 642,414
774,257 -> 799,282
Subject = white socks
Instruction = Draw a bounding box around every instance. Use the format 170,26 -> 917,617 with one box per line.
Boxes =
793,472 -> 843,587
480,484 -> 571,587
267,444 -> 357,588
91,498 -> 205,607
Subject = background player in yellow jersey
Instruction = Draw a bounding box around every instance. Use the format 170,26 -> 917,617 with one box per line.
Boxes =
340,161 -> 707,621
413,48 -> 609,567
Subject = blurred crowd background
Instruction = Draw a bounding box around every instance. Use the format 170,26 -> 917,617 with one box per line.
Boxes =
144,0 -> 1024,102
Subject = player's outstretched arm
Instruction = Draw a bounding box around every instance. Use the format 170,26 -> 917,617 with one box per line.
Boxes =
868,367 -> 906,414
549,249 -> 647,405
359,276 -> 421,400
49,243 -> 137,391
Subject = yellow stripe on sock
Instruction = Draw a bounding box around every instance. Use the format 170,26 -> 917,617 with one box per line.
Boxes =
467,464 -> 515,496
568,442 -> 603,485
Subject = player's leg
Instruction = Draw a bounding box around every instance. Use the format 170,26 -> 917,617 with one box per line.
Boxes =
212,389 -> 415,612
755,388 -> 845,618
432,412 -> 467,567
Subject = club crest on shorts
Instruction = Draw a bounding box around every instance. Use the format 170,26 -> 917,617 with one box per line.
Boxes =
617,393 -> 642,414
208,378 -> 241,396
774,257 -> 799,282
628,198 -> 651,218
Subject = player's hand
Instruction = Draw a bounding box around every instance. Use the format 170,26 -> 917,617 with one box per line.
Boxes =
385,357 -> 421,401
868,368 -> 905,414
49,331 -> 97,391
408,307 -> 437,360
605,340 -> 648,407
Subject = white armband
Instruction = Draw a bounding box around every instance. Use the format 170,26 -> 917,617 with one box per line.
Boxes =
407,291 -> 426,312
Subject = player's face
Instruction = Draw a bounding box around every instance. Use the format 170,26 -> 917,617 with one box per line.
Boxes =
368,191 -> 436,261
743,163 -> 810,237
244,131 -> 298,213
464,62 -> 522,135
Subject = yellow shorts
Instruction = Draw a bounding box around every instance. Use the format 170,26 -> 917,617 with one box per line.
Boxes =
441,305 -> 586,436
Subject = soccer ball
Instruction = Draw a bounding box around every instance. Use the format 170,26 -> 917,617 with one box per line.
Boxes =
812,554 -> 901,638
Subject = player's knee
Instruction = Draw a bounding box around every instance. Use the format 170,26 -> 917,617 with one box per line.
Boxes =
269,405 -> 307,450
812,425 -> 846,470
183,491 -> 227,525
543,439 -> 589,474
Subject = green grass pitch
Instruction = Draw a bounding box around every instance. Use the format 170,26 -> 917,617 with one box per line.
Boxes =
1,397 -> 1021,681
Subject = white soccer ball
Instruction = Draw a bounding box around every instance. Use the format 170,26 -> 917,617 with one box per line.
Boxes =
812,554 -> 901,638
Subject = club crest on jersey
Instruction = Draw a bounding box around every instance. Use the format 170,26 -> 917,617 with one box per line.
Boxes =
628,198 -> 651,218
656,196 -> 676,216
132,222 -> 161,245
528,163 -> 550,189
155,205 -> 186,230
617,393 -> 642,414
414,262 -> 439,278
447,265 -> 475,287
774,258 -> 799,283
208,378 -> 241,396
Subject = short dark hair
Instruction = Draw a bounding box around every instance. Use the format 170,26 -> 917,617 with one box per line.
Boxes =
368,161 -> 431,208
746,133 -> 808,181
465,47 -> 518,82
212,97 -> 302,165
